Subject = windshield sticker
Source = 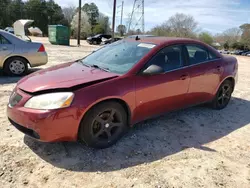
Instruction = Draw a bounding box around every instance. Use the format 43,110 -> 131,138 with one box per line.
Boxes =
137,43 -> 156,49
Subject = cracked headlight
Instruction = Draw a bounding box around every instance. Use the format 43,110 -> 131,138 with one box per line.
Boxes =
24,92 -> 74,110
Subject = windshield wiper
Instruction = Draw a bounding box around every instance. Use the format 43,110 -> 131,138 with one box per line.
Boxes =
90,64 -> 110,72
76,60 -> 110,72
76,59 -> 92,68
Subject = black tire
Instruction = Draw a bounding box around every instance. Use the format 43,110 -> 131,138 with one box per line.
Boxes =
212,80 -> 233,110
78,101 -> 128,149
4,57 -> 28,76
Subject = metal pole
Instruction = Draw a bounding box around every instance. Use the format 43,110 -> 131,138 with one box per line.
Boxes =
142,0 -> 145,33
128,0 -> 136,32
77,0 -> 81,46
120,1 -> 124,26
112,0 -> 117,39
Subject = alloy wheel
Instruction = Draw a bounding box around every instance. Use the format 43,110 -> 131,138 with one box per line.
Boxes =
217,83 -> 232,108
9,60 -> 25,75
91,108 -> 123,142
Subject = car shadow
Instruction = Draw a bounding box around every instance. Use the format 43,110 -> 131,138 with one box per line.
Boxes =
0,68 -> 42,84
24,97 -> 250,172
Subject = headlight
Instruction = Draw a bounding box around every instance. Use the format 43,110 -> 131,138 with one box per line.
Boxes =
24,92 -> 74,110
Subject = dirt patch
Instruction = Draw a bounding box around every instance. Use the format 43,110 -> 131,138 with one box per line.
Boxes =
0,37 -> 250,188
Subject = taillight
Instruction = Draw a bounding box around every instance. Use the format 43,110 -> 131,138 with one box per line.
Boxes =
38,44 -> 45,52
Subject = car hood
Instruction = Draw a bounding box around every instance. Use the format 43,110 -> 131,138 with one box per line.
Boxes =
17,62 -> 119,93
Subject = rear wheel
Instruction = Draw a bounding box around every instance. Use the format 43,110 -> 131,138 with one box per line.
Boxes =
79,101 -> 128,149
4,57 -> 28,76
212,80 -> 233,110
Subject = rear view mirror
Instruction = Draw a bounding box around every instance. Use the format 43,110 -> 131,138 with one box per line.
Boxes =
142,65 -> 164,75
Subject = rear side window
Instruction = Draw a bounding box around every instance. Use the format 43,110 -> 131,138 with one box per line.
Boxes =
0,35 -> 11,44
186,45 -> 218,65
146,45 -> 183,72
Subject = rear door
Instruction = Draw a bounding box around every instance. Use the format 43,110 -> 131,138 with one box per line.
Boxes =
134,45 -> 191,122
0,34 -> 14,66
184,44 -> 223,105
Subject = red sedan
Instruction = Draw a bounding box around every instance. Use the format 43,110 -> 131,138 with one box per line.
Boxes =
7,37 -> 238,148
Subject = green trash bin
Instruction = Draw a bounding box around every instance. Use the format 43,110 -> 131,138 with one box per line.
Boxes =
48,25 -> 70,45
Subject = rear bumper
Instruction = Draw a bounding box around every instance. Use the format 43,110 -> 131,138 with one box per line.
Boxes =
27,52 -> 48,67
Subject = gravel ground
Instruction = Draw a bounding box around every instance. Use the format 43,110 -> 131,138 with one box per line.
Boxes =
0,37 -> 250,188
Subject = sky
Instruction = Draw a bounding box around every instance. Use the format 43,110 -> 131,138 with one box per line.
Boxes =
54,0 -> 250,34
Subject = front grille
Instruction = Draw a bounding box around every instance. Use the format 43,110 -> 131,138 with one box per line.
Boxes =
9,118 -> 40,139
9,92 -> 22,107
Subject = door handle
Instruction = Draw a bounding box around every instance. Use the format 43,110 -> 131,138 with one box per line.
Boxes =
1,47 -> 7,51
180,75 -> 188,80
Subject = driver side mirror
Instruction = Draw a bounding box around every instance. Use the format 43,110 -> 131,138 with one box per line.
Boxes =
142,65 -> 164,75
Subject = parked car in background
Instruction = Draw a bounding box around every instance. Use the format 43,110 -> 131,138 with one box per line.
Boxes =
242,51 -> 250,56
7,37 -> 238,149
4,27 -> 14,34
0,29 -> 47,76
87,34 -> 112,45
101,37 -> 123,45
238,50 -> 249,55
126,34 -> 155,38
223,50 -> 230,54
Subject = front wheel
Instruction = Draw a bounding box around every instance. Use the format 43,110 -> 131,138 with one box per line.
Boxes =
212,80 -> 233,110
78,101 -> 128,149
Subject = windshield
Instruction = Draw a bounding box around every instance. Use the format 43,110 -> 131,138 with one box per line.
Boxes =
81,40 -> 156,74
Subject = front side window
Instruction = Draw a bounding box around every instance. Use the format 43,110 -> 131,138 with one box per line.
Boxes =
81,40 -> 156,74
145,45 -> 183,72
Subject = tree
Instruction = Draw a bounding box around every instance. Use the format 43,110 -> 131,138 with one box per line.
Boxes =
117,25 -> 126,36
149,13 -> 198,38
0,0 -> 68,35
97,13 -> 110,34
240,24 -> 250,49
167,13 -> 198,38
224,42 -> 229,50
222,27 -> 241,45
199,32 -> 213,45
71,11 -> 91,39
63,6 -> 76,25
231,42 -> 245,50
82,3 -> 99,35
24,0 -> 68,35
93,24 -> 104,34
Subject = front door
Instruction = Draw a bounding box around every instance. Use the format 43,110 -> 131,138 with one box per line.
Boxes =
134,45 -> 190,123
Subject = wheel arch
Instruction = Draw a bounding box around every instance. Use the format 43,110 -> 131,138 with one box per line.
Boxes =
3,55 -> 30,69
214,76 -> 235,95
77,97 -> 132,137
221,76 -> 235,92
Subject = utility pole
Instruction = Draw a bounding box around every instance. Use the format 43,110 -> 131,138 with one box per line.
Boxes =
112,0 -> 117,39
77,0 -> 81,46
120,1 -> 124,26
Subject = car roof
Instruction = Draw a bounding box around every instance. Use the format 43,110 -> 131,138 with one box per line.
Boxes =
125,36 -> 202,45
